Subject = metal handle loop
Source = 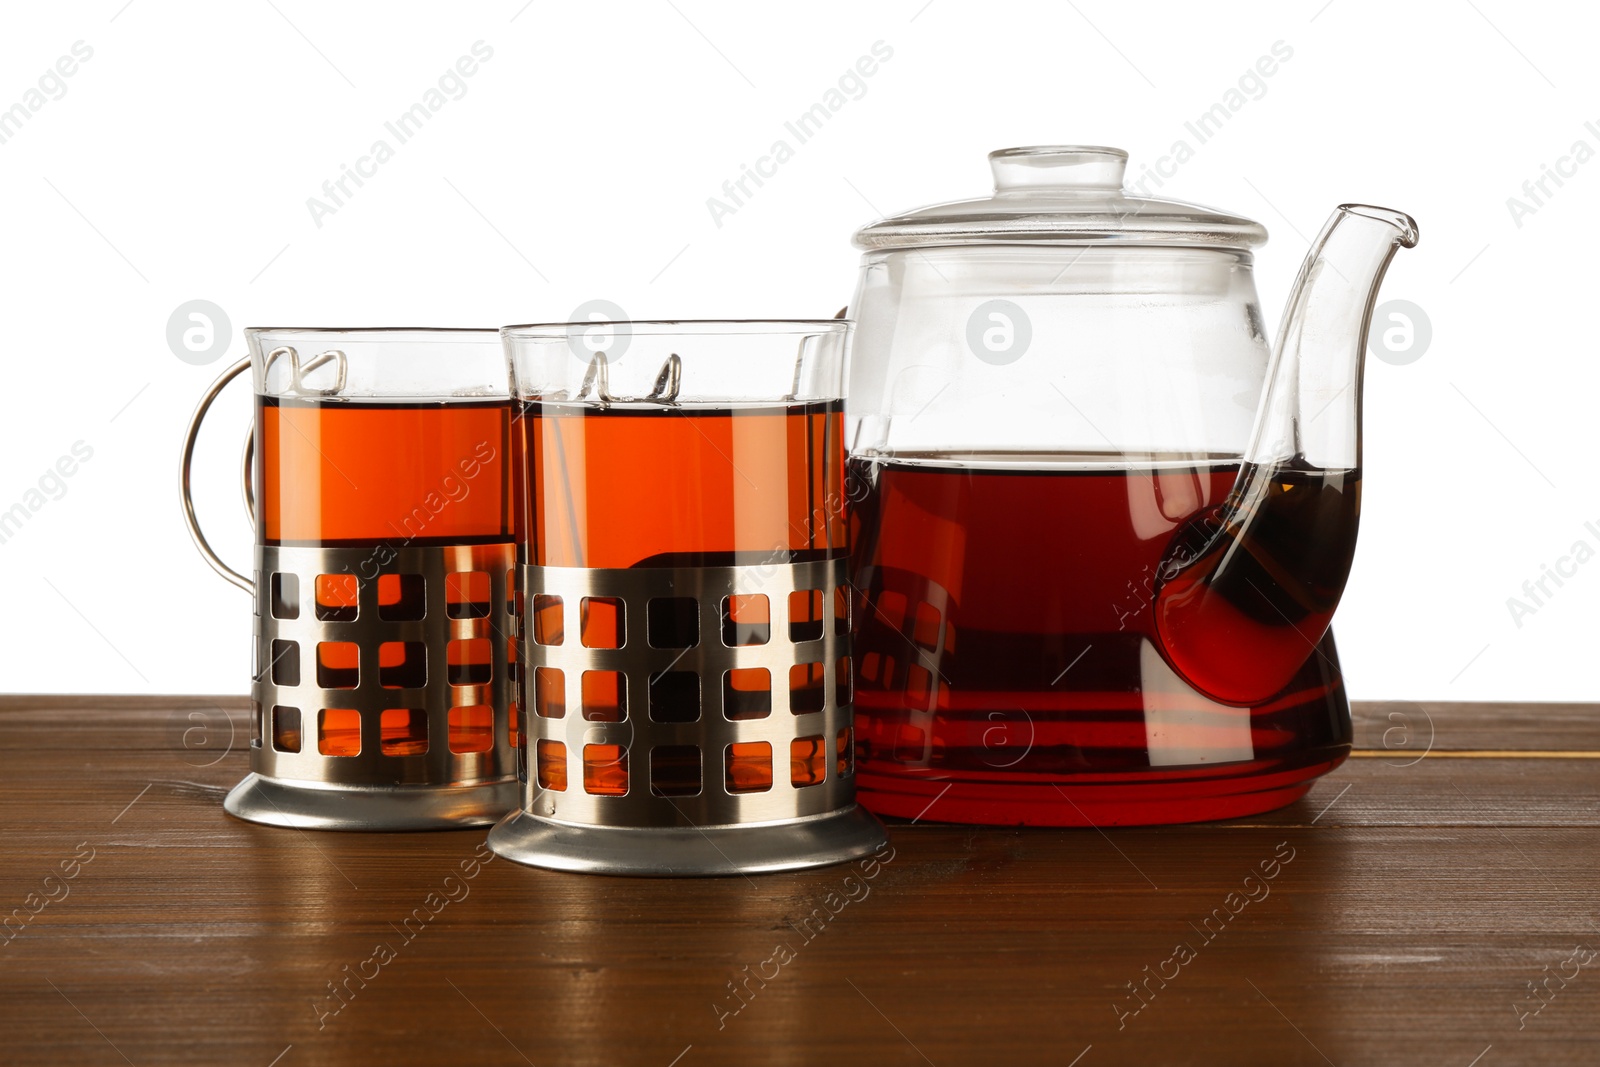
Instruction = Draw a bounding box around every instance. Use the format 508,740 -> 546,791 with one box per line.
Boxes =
180,357 -> 254,593
241,428 -> 256,523
182,345 -> 349,593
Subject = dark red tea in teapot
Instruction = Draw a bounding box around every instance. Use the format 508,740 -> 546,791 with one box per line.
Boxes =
848,453 -> 1356,826
1152,460 -> 1361,706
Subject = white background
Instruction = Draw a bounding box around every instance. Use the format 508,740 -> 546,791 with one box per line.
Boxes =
0,0 -> 1593,701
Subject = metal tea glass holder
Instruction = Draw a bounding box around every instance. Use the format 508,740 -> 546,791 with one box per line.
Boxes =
490,321 -> 887,875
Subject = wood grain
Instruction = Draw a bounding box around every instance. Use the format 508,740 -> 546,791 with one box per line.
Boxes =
1,697 -> 1596,1066
1350,699 -> 1600,753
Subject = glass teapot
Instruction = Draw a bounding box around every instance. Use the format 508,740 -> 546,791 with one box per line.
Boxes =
843,145 -> 1417,826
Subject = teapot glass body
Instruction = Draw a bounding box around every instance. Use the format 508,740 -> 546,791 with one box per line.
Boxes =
843,146 -> 1414,825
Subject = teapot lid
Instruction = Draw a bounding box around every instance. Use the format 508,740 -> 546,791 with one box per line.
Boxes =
853,145 -> 1268,250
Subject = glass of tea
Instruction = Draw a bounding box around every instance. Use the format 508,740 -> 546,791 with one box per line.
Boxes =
180,327 -> 521,830
488,320 -> 887,876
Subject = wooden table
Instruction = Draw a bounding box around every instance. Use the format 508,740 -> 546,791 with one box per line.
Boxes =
1,697 -> 1596,1066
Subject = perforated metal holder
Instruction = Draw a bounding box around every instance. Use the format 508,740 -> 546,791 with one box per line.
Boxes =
229,542 -> 520,830
488,556 -> 887,875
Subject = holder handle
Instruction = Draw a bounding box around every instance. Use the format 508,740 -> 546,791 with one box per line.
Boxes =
180,357 -> 254,593
241,425 -> 256,523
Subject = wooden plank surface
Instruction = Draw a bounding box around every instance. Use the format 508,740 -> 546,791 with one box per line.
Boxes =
1,697 -> 1596,1066
1350,699 -> 1600,754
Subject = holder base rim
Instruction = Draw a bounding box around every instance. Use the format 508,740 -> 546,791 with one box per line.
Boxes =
486,805 -> 888,877
223,773 -> 519,831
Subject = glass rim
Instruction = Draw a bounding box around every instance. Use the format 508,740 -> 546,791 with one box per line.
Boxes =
246,326 -> 500,343
502,319 -> 850,339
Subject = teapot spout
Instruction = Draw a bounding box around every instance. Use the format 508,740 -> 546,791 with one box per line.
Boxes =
1153,204 -> 1418,705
